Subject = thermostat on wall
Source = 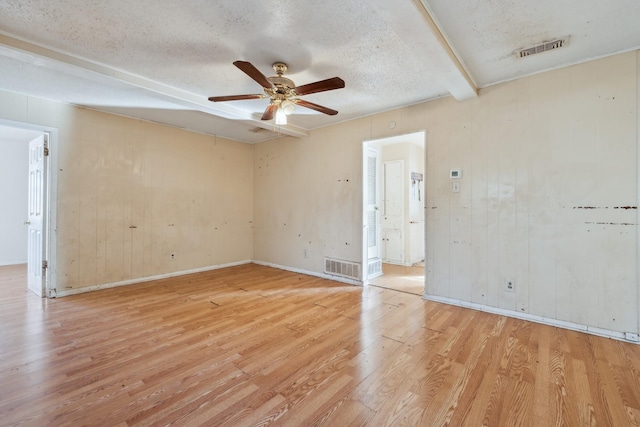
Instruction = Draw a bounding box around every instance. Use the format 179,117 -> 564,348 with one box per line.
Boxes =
450,169 -> 461,179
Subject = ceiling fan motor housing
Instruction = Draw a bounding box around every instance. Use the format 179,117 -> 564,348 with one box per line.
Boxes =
266,78 -> 295,101
266,62 -> 296,101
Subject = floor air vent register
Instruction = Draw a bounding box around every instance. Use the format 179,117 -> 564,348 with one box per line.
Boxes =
324,257 -> 361,280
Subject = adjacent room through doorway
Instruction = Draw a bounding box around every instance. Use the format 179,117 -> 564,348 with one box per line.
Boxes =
362,131 -> 426,295
0,122 -> 53,297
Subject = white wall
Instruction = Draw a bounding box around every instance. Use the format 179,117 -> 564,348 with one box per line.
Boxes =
0,96 -> 254,293
253,132 -> 363,270
0,139 -> 28,265
423,52 -> 638,336
254,51 -> 640,337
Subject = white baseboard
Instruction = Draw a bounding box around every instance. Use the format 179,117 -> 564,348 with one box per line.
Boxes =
252,260 -> 363,286
0,261 -> 27,267
385,260 -> 422,267
423,294 -> 638,344
367,271 -> 383,280
53,260 -> 253,297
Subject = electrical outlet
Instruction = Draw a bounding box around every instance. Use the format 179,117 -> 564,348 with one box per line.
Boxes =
625,332 -> 639,342
505,279 -> 515,292
303,249 -> 308,258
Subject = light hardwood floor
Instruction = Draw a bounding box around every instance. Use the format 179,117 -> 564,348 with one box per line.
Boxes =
1,263 -> 639,426
369,263 -> 425,295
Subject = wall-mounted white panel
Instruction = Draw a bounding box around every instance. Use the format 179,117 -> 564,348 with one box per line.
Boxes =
0,139 -> 29,265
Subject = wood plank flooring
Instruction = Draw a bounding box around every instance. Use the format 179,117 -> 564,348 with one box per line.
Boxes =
369,263 -> 425,295
1,263 -> 639,426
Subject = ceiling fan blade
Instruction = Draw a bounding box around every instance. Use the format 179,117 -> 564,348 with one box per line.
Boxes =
233,60 -> 274,89
208,94 -> 265,102
293,77 -> 345,96
261,104 -> 278,121
295,99 -> 338,116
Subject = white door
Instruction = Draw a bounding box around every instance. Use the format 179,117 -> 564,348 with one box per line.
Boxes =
382,160 -> 404,264
382,229 -> 403,264
27,134 -> 47,297
365,148 -> 381,260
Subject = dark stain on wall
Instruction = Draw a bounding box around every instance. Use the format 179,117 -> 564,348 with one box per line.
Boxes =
573,206 -> 637,210
584,222 -> 637,226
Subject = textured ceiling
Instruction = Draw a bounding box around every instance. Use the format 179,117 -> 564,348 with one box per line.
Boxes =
427,0 -> 640,86
0,0 -> 638,143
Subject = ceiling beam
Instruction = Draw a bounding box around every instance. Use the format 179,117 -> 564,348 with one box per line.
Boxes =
412,0 -> 478,100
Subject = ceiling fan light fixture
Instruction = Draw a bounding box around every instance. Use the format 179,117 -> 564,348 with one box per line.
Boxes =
275,106 -> 287,125
281,100 -> 295,115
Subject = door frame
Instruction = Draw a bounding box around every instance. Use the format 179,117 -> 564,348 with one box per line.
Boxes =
362,130 -> 427,286
0,119 -> 58,297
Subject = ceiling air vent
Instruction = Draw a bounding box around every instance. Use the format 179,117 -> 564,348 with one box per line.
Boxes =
515,37 -> 569,58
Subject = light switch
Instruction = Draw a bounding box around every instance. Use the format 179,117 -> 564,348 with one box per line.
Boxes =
452,182 -> 460,193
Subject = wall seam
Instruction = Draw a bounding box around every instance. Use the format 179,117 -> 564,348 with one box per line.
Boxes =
636,50 -> 640,335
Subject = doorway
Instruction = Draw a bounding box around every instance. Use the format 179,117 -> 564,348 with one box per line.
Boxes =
362,131 -> 426,295
0,121 -> 56,297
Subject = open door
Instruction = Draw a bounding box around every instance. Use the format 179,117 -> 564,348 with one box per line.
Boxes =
363,147 -> 382,280
27,133 -> 48,297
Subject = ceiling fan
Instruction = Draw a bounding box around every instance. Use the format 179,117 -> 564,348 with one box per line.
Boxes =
208,61 -> 345,124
